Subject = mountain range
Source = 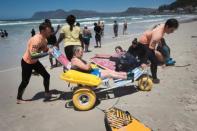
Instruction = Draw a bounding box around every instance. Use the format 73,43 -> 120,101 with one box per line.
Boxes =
31,7 -> 156,19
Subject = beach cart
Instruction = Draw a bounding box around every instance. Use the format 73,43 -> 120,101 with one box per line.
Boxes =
52,48 -> 153,111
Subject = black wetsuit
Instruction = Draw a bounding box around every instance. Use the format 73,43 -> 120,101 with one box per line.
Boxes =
113,23 -> 118,37
94,26 -> 101,43
127,44 -> 148,65
17,59 -> 50,100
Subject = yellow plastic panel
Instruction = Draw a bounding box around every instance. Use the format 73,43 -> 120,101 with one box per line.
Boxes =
60,70 -> 101,86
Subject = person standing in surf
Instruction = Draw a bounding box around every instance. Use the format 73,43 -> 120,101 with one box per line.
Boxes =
113,20 -> 118,38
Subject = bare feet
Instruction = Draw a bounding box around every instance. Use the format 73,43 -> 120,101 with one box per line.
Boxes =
16,99 -> 28,104
161,64 -> 166,68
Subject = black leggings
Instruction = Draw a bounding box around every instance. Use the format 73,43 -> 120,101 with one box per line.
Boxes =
17,59 -> 50,100
147,48 -> 158,79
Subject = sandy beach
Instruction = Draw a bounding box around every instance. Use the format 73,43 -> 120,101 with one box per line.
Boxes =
0,20 -> 197,131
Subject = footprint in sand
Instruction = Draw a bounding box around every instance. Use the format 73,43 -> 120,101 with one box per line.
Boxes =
171,121 -> 192,131
193,79 -> 197,84
185,105 -> 197,112
192,77 -> 197,84
178,95 -> 197,112
191,36 -> 197,38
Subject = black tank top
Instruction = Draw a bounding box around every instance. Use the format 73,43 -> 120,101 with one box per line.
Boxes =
71,58 -> 91,73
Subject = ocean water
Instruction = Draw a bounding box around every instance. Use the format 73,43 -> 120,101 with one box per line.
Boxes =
0,14 -> 196,71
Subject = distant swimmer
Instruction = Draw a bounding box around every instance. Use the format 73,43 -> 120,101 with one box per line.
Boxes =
123,20 -> 127,35
17,22 -> 52,104
4,30 -> 8,37
31,28 -> 36,37
0,29 -> 5,38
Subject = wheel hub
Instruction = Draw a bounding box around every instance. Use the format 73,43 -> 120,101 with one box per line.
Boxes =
79,95 -> 89,105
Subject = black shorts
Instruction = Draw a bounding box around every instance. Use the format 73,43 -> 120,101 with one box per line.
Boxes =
95,34 -> 101,41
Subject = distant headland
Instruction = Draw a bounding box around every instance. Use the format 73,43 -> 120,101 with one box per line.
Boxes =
31,7 -> 156,19
32,0 -> 197,20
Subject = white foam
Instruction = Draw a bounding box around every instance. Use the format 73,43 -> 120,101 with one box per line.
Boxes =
0,20 -> 42,26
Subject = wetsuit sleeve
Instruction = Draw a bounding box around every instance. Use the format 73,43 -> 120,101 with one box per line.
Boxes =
31,52 -> 48,59
127,45 -> 133,55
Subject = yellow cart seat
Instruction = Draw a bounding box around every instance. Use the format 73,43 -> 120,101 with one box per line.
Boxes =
60,70 -> 102,87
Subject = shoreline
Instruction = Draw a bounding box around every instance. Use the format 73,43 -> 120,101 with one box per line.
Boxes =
179,16 -> 197,23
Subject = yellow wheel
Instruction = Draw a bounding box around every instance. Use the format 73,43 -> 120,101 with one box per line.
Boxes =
72,88 -> 96,111
138,76 -> 153,91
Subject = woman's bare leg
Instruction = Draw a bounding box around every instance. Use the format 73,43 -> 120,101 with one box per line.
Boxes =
100,70 -> 127,79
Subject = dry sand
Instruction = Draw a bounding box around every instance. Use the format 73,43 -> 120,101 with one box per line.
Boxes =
0,21 -> 197,131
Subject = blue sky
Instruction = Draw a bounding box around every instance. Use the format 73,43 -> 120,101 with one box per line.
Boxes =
0,0 -> 175,19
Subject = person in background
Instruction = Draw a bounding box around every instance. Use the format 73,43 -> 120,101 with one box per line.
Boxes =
4,30 -> 8,37
123,20 -> 127,35
156,38 -> 176,66
82,26 -> 92,52
55,15 -> 81,62
0,29 -> 5,38
17,22 -> 52,104
44,19 -> 60,69
138,18 -> 179,83
76,22 -> 80,27
113,20 -> 118,38
94,23 -> 102,48
98,20 -> 101,27
115,46 -> 126,56
76,22 -> 83,49
100,21 -> 105,37
98,20 -> 104,37
31,28 -> 36,37
127,38 -> 148,69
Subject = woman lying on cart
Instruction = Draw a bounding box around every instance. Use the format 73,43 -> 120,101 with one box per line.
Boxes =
70,46 -> 134,80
